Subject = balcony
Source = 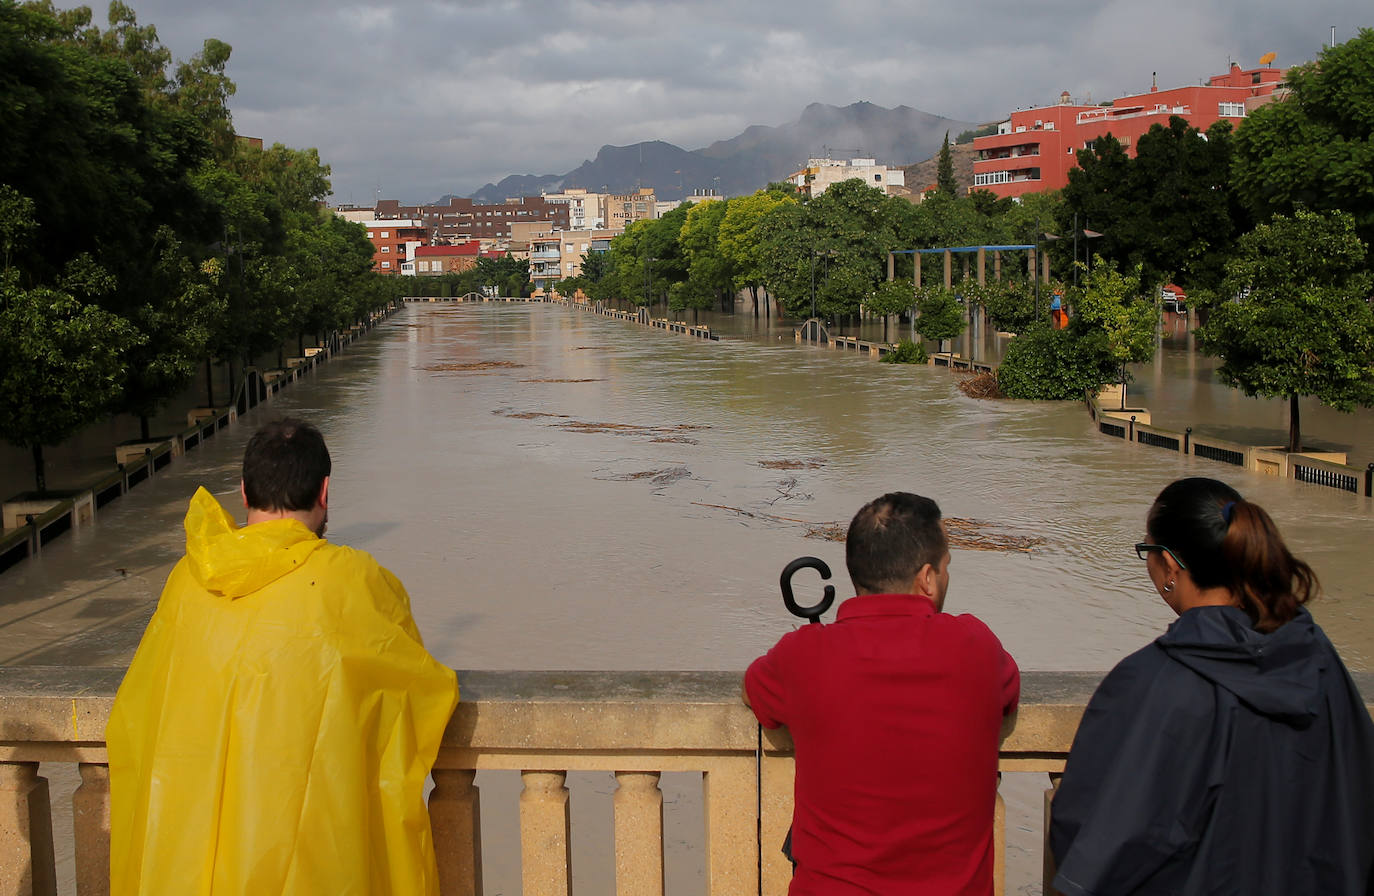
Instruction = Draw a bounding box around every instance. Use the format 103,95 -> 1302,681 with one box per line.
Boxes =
0,668 -> 1125,896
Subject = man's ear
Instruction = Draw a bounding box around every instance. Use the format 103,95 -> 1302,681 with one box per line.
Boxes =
912,562 -> 936,598
317,476 -> 330,510
240,480 -> 249,509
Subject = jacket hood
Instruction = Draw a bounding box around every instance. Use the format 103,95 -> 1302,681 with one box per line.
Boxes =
183,487 -> 325,598
1158,605 -> 1325,727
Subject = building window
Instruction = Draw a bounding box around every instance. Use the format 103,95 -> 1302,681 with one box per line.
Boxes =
381,261 -> 391,269
381,246 -> 390,253
367,231 -> 375,238
1219,102 -> 1246,117
973,170 -> 1011,186
874,174 -> 882,181
380,231 -> 389,238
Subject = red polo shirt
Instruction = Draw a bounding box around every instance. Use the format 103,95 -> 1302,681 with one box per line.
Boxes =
745,593 -> 1019,895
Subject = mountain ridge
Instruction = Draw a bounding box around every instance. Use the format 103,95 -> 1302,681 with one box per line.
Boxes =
464,101 -> 975,204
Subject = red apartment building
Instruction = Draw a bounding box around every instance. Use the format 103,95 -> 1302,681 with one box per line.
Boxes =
972,63 -> 1285,198
362,219 -> 428,274
375,197 -> 569,242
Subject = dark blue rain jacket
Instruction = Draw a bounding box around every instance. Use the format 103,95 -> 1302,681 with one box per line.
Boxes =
1050,606 -> 1374,895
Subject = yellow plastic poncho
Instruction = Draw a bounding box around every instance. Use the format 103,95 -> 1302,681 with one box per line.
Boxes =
108,487 -> 459,896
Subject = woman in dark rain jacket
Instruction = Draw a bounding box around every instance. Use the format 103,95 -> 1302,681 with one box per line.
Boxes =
1049,477 -> 1374,896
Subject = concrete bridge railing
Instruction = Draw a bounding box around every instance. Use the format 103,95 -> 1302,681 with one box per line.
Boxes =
10,668 -> 1366,896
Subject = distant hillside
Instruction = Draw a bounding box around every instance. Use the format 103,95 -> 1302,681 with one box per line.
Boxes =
466,101 -> 976,203
900,141 -> 979,196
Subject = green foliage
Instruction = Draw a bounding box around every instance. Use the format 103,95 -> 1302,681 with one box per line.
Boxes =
914,285 -> 967,344
954,123 -> 999,145
968,278 -> 1037,334
1232,29 -> 1374,258
1196,209 -> 1374,451
867,279 -> 914,318
1071,259 -> 1158,373
937,132 -> 958,196
1059,119 -> 1241,292
996,324 -> 1116,400
0,272 -> 140,491
880,339 -> 926,364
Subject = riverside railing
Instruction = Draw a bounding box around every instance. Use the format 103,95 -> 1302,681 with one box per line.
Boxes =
0,669 -> 1110,896
0,303 -> 401,576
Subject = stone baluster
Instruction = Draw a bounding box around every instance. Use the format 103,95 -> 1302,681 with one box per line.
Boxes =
0,762 -> 56,896
519,770 -> 570,896
612,771 -> 663,896
429,768 -> 481,896
73,763 -> 110,896
993,773 -> 1006,896
702,757 -> 758,896
1043,772 -> 1063,896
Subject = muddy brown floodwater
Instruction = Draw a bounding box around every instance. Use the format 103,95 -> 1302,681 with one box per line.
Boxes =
3,302 -> 1371,896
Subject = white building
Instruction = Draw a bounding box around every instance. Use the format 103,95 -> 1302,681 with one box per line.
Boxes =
784,158 -> 906,198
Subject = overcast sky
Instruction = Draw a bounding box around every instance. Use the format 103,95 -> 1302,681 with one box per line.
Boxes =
118,0 -> 1363,205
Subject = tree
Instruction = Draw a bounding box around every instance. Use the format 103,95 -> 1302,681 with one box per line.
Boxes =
679,199 -> 733,317
966,278 -> 1037,334
996,324 -> 1118,400
1232,29 -> 1374,259
914,285 -> 967,356
0,270 -> 139,493
936,131 -> 958,196
1071,260 -> 1158,408
1196,209 -> 1374,452
867,279 -> 914,342
718,188 -> 797,316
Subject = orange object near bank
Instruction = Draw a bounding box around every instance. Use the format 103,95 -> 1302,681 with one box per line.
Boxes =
107,487 -> 458,895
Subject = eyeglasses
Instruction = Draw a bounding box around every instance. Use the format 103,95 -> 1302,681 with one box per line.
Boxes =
1134,543 -> 1188,570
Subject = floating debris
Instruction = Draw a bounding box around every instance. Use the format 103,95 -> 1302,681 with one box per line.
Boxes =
758,458 -> 826,471
958,371 -> 1002,399
650,436 -> 699,444
495,410 -> 570,420
690,503 -> 1042,552
520,378 -> 605,383
555,421 -> 708,438
424,360 -> 525,372
602,467 -> 692,486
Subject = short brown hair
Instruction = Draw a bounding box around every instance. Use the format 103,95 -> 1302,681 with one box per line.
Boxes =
845,492 -> 947,595
241,418 -> 331,512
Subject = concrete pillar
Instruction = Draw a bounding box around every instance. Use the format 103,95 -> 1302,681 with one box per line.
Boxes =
914,253 -> 921,288
703,757 -> 758,896
993,250 -> 1002,281
613,771 -> 664,896
943,250 -> 953,289
1042,251 -> 1052,283
430,768 -> 481,896
72,763 -> 109,896
519,771 -> 571,895
759,747 -> 796,896
887,252 -> 895,282
0,762 -> 56,896
977,247 -> 987,285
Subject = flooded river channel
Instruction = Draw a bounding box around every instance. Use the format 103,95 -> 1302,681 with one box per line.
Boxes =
4,301 -> 1371,672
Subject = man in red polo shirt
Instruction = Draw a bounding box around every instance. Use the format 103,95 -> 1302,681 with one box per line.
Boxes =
745,491 -> 1020,894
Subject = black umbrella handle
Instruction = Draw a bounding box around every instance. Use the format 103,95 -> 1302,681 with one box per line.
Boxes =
780,556 -> 835,624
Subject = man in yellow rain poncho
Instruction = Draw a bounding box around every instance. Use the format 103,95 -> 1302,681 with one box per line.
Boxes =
108,418 -> 459,895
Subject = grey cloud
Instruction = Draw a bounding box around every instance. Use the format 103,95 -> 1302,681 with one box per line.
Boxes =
113,0 -> 1364,203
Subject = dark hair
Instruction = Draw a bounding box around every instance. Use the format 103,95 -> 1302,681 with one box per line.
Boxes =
241,418 -> 331,512
1147,477 -> 1317,632
846,492 -> 948,595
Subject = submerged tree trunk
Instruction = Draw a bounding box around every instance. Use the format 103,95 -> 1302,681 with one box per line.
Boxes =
1121,364 -> 1128,411
32,444 -> 46,495
1289,393 -> 1302,453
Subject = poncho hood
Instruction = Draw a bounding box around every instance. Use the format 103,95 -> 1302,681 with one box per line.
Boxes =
1158,604 -> 1324,726
183,486 -> 325,598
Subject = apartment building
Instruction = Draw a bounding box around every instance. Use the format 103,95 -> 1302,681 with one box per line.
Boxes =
606,188 -> 657,231
360,219 -> 427,274
542,188 -> 607,230
528,228 -> 617,292
971,62 -> 1285,198
371,196 -> 570,242
783,158 -> 906,198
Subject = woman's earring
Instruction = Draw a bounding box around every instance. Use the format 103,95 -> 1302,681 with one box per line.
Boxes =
1163,580 -> 1175,594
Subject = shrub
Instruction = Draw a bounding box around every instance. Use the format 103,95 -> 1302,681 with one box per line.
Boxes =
880,339 -> 927,364
996,325 -> 1114,400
